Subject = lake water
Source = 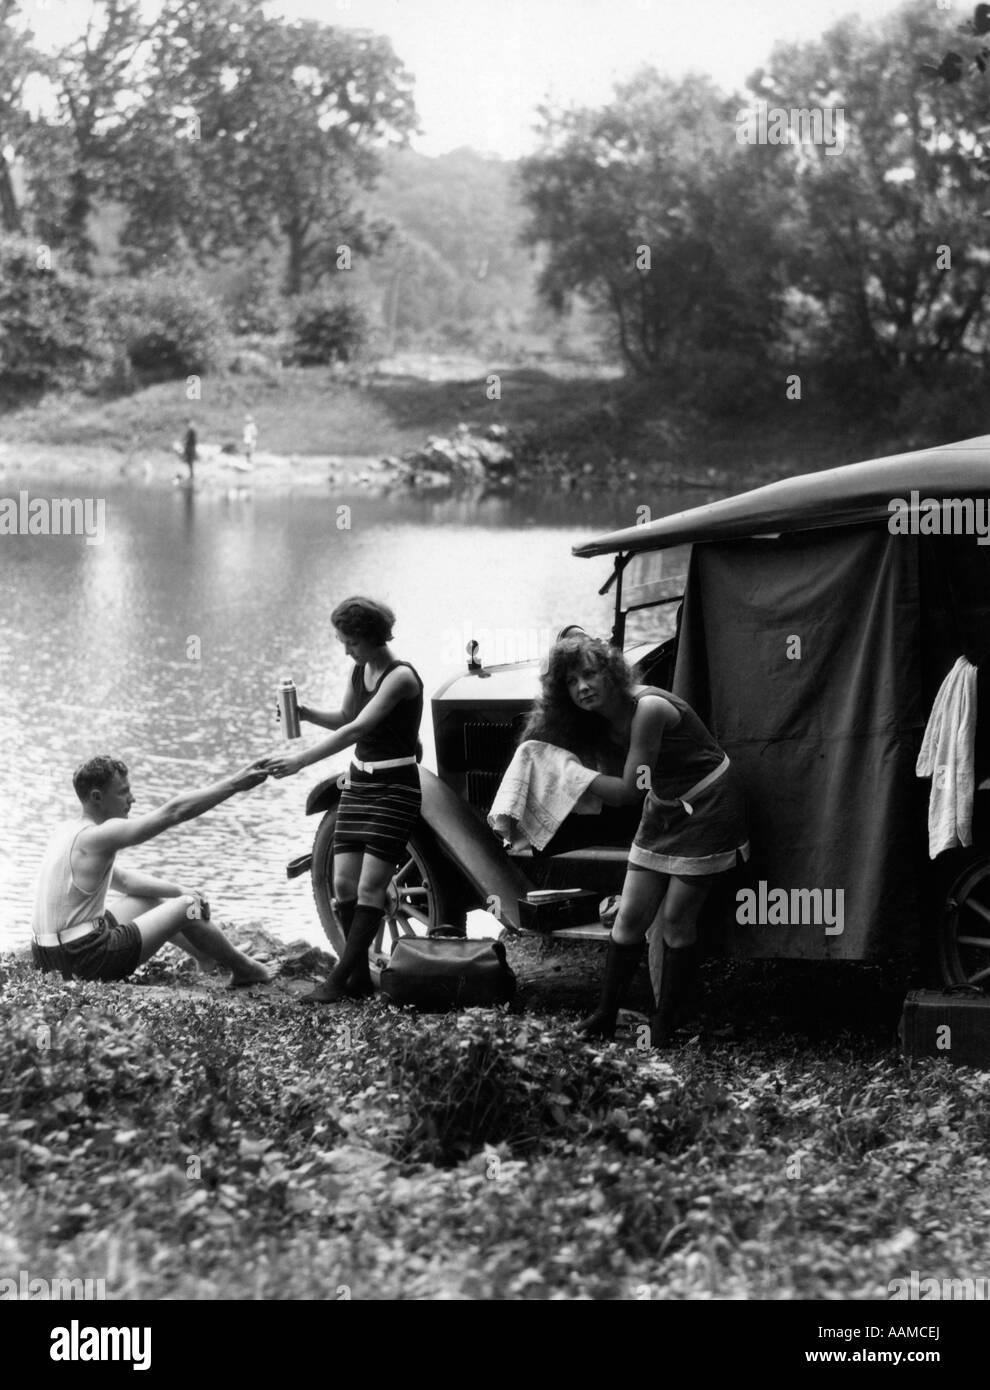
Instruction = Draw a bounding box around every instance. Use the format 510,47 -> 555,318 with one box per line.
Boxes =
0,476 -> 701,950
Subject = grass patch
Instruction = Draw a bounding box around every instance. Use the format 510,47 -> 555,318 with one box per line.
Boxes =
0,362 -> 640,466
0,355 -> 930,486
0,368 -> 421,460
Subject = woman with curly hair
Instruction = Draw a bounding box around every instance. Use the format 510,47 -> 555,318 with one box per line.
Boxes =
514,634 -> 645,853
524,633 -> 748,1045
267,596 -> 423,1004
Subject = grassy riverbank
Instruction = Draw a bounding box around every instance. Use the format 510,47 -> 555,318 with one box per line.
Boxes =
2,936 -> 987,1300
0,354 -> 937,495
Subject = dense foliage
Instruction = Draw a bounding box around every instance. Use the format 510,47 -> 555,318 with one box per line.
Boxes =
758,3 -> 990,392
4,0 -> 415,288
0,236 -> 108,395
98,274 -> 228,381
288,293 -> 372,367
4,0 -> 990,426
3,948 -> 990,1299
519,0 -> 990,405
521,71 -> 790,382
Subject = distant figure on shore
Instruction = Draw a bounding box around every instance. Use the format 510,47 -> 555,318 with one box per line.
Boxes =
242,414 -> 258,466
31,755 -> 273,987
182,420 -> 198,482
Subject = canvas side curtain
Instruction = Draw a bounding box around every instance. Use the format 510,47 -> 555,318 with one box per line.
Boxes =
673,526 -> 925,960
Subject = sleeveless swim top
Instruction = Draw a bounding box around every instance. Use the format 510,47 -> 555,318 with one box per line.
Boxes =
31,820 -> 113,937
635,687 -> 726,799
351,660 -> 424,761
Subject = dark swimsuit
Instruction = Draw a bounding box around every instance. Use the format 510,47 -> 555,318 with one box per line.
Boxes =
628,689 -> 749,876
333,660 -> 424,865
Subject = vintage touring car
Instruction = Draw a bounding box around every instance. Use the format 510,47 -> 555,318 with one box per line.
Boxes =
288,434 -> 990,991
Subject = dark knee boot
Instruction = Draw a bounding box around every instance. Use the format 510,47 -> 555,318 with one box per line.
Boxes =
302,902 -> 381,1004
336,897 -> 358,935
578,938 -> 644,1040
333,897 -> 373,993
649,942 -> 698,1047
338,898 -> 374,996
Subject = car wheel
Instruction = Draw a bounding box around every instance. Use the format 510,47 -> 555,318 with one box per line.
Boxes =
938,854 -> 990,988
310,807 -> 467,983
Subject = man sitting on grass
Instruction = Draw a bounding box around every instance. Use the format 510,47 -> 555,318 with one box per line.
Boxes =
31,754 -> 273,987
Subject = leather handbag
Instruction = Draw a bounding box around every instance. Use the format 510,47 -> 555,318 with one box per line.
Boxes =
379,936 -> 516,1011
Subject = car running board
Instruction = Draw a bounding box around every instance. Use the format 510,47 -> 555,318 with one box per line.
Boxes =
547,847 -> 630,865
550,922 -> 612,941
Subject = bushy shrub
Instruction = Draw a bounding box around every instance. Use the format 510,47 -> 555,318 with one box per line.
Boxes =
288,291 -> 370,365
212,256 -> 287,337
660,345 -> 780,418
98,273 -> 228,381
0,236 -> 112,396
879,366 -> 990,445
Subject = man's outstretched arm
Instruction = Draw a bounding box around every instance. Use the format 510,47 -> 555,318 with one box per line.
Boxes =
85,762 -> 268,855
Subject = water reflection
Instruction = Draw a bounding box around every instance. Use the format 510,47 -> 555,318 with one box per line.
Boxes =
0,480 -> 700,949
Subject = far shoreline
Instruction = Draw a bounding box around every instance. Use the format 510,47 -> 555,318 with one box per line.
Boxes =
0,442 -> 387,494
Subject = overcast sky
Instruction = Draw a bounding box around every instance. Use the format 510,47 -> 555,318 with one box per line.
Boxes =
30,0 -> 928,158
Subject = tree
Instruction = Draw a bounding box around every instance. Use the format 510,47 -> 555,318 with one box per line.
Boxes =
0,0 -> 45,233
40,0 -> 153,270
755,0 -> 990,380
519,70 -> 791,380
363,147 -> 542,351
112,0 -> 417,293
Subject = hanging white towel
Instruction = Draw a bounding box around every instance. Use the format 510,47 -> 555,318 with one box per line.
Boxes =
488,740 -> 602,852
916,656 -> 978,858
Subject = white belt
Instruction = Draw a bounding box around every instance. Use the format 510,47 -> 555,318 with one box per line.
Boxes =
650,755 -> 730,816
34,920 -> 101,949
351,756 -> 418,773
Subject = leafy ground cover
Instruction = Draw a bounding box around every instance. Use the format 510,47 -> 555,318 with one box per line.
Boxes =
1,935 -> 987,1300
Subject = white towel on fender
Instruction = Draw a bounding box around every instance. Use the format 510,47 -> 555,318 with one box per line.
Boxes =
488,740 -> 602,851
916,656 -> 978,857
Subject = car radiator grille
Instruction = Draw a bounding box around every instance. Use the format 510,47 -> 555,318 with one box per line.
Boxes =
466,770 -> 503,811
463,721 -> 518,768
462,721 -> 518,810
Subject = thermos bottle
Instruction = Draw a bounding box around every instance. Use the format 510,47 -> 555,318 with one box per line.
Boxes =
277,678 -> 301,740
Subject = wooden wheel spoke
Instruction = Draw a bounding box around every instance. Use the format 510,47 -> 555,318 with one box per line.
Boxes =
962,897 -> 990,926
399,886 -> 429,900
942,859 -> 990,990
393,858 -> 416,886
384,911 -> 421,937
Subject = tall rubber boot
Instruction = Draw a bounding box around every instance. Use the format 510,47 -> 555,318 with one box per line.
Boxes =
577,938 -> 644,1040
649,942 -> 697,1047
301,902 -> 380,1004
302,897 -> 358,1002
333,896 -> 358,947
338,898 -> 374,997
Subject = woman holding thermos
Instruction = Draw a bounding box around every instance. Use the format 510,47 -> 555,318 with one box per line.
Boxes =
266,597 -> 423,1004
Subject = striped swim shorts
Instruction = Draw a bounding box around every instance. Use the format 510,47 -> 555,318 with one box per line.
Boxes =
333,764 -> 422,865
